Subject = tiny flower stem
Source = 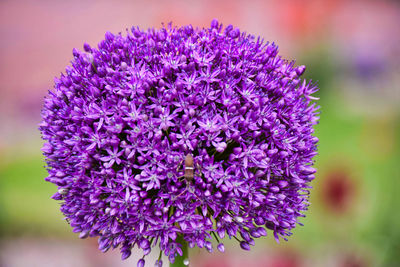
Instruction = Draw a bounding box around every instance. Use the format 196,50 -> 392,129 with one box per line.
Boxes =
233,235 -> 241,242
170,235 -> 189,267
211,231 -> 220,243
91,62 -> 98,73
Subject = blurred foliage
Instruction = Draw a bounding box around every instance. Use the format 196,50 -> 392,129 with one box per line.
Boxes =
0,151 -> 70,237
300,45 -> 339,95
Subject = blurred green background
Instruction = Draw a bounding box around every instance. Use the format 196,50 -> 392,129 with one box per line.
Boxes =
0,0 -> 399,266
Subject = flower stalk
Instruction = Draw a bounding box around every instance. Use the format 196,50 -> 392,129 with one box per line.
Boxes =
170,235 -> 189,267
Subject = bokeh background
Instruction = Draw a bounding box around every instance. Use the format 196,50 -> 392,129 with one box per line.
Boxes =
1,0 -> 399,266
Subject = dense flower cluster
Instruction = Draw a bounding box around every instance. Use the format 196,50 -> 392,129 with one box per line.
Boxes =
40,20 -> 319,266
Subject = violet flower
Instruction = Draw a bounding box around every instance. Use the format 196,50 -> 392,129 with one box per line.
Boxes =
40,20 -> 319,266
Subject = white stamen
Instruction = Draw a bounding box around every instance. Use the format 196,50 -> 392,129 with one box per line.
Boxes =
58,188 -> 69,195
235,216 -> 244,223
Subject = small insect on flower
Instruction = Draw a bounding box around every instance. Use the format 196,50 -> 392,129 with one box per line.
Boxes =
174,153 -> 203,201
180,153 -> 195,181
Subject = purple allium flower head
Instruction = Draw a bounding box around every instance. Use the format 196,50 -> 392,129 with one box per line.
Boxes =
40,20 -> 319,265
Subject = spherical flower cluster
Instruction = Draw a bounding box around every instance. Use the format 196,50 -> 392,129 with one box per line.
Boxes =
40,20 -> 319,266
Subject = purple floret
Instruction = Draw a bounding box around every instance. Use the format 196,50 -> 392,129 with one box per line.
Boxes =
40,19 -> 319,264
